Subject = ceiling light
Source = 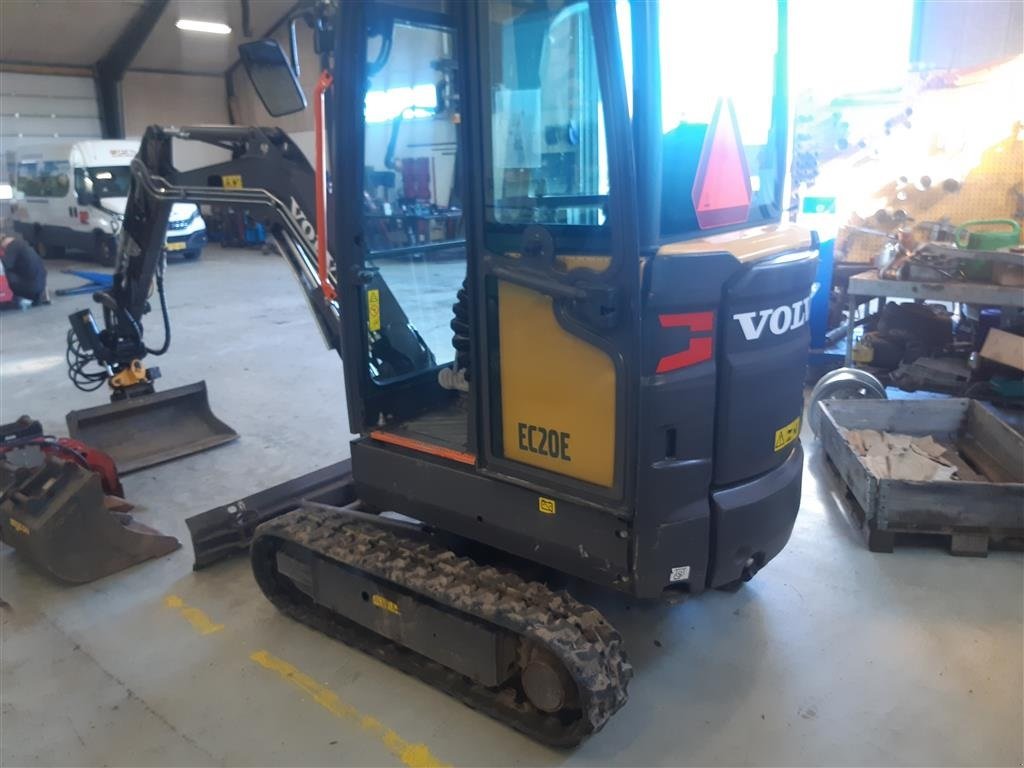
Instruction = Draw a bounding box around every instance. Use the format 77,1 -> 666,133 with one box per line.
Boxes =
176,19 -> 231,34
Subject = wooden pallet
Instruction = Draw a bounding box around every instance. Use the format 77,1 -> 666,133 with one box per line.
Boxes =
818,399 -> 1024,557
828,463 -> 1023,556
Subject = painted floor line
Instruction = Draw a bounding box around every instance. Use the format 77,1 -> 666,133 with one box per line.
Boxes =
160,594 -> 450,767
162,594 -> 225,635
250,649 -> 450,768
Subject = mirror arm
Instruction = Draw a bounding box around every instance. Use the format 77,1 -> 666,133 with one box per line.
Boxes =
289,18 -> 301,76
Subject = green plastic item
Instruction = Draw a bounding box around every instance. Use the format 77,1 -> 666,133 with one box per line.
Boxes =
991,377 -> 1024,399
954,219 -> 1021,250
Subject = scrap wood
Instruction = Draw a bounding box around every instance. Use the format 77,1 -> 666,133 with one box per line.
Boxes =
840,428 -> 959,482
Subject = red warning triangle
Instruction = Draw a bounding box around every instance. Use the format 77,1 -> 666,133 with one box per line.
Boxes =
691,97 -> 752,229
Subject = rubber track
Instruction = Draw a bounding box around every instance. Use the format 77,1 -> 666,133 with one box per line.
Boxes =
251,506 -> 632,747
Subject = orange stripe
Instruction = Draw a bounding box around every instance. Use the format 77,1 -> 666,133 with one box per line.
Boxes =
369,431 -> 476,466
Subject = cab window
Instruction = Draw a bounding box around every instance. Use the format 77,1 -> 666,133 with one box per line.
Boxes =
79,166 -> 132,200
482,1 -> 612,251
17,159 -> 70,198
658,0 -> 783,238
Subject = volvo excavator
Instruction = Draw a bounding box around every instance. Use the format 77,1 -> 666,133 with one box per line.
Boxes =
27,0 -> 817,745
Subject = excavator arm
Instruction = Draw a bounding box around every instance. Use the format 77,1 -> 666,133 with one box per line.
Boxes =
63,124 -> 432,474
70,124 -> 340,376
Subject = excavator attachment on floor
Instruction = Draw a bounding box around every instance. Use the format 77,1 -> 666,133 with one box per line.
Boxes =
65,381 -> 238,474
0,458 -> 180,583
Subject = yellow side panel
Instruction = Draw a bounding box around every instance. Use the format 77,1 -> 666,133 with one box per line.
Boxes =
498,281 -> 616,487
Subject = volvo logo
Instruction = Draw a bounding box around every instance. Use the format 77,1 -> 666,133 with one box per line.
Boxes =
290,197 -> 317,250
733,291 -> 814,341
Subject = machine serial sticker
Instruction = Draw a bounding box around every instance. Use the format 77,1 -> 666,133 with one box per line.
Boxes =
9,518 -> 29,535
774,416 -> 801,451
367,289 -> 381,332
669,565 -> 690,582
221,174 -> 244,189
371,594 -> 400,615
538,497 -> 556,515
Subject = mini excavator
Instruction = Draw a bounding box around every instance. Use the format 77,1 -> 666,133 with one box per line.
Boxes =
50,0 -> 817,745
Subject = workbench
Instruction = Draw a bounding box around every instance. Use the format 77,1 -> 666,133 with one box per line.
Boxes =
844,270 -> 1024,365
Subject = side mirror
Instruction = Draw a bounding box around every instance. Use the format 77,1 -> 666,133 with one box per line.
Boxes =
239,39 -> 307,117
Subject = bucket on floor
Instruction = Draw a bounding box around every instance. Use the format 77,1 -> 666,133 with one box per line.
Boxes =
0,458 -> 181,583
65,381 -> 238,474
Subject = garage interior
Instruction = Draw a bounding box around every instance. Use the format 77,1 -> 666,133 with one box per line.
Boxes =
1,1 -> 1022,766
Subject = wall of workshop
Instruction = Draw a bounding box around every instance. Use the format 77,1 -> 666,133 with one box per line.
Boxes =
0,72 -> 102,184
123,71 -> 232,169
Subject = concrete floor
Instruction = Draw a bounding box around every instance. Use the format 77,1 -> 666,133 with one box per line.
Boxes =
2,248 -> 1022,767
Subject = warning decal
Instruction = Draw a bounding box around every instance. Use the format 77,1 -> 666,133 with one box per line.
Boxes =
774,416 -> 801,452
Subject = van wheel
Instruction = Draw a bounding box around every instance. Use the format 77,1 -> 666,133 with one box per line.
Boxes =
37,241 -> 65,259
94,234 -> 117,267
33,229 -> 64,259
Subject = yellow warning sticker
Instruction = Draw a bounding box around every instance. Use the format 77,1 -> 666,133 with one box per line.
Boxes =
371,594 -> 400,615
367,289 -> 381,332
538,497 -> 556,515
9,518 -> 29,535
774,416 -> 801,452
221,174 -> 243,189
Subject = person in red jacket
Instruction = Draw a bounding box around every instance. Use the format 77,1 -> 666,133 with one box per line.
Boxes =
0,234 -> 49,306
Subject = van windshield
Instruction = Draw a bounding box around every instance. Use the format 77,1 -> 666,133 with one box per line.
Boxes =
82,166 -> 132,199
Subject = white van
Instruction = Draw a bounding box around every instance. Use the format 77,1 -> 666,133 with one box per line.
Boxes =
11,140 -> 207,265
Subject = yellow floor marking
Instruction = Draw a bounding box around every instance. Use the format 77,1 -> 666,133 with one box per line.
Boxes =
163,594 -> 225,635
250,650 -> 449,768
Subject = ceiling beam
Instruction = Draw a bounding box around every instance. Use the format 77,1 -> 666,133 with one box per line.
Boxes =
95,0 -> 170,138
129,67 -> 227,78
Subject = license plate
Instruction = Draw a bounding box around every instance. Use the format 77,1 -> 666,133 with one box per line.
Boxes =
165,242 -> 186,251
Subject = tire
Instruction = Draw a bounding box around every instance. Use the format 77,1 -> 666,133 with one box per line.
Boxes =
94,233 -> 117,267
807,367 -> 887,437
33,228 -> 65,259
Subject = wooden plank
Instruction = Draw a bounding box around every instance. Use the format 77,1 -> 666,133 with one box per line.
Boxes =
818,404 -> 879,521
964,401 -> 1024,482
879,480 -> 1024,531
823,398 -> 967,437
979,328 -> 1024,372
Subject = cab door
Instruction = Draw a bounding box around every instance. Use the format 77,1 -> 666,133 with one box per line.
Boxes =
464,0 -> 639,502
331,2 -> 468,432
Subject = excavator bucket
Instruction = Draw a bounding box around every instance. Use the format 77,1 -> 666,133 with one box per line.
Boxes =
65,381 -> 238,474
0,458 -> 181,584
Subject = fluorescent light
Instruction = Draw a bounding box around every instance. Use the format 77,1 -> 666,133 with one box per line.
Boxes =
95,171 -> 112,180
176,19 -> 231,34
